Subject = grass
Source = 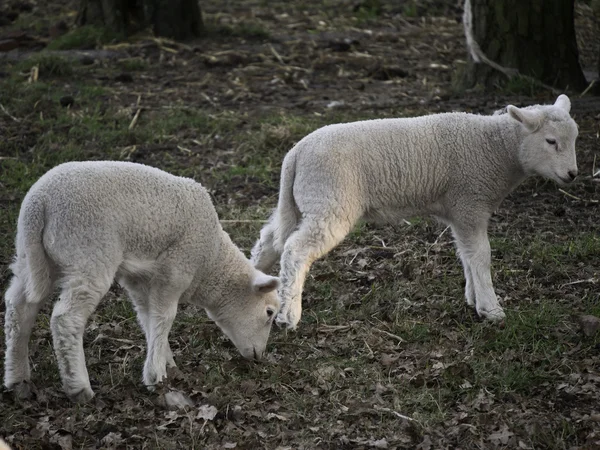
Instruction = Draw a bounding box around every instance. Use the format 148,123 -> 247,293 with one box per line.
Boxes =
500,74 -> 548,96
46,25 -> 123,50
117,58 -> 148,72
14,53 -> 74,77
204,19 -> 271,40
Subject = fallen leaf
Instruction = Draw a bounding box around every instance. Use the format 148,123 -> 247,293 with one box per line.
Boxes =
163,390 -> 194,409
266,412 -> 289,421
578,315 -> 600,337
101,432 -> 124,448
196,404 -> 218,421
49,431 -> 72,450
368,438 -> 388,448
416,435 -> 432,450
488,425 -> 514,445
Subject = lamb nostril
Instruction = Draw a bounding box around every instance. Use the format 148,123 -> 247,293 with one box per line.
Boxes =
568,171 -> 577,180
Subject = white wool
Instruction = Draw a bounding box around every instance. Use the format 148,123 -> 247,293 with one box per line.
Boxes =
252,95 -> 578,329
4,161 -> 279,402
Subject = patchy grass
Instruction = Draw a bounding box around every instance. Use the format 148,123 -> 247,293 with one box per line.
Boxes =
13,53 -> 74,77
500,74 -> 549,97
117,57 -> 149,72
204,18 -> 271,40
46,25 -> 123,50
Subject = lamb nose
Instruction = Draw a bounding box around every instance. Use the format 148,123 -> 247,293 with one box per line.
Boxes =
568,170 -> 577,180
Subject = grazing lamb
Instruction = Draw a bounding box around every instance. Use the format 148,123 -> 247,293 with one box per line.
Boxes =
251,95 -> 578,329
4,161 -> 280,403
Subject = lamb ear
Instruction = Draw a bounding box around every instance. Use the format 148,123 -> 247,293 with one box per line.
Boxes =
253,273 -> 280,294
554,94 -> 571,113
507,105 -> 542,131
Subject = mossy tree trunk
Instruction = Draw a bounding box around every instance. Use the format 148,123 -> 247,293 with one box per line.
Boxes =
462,0 -> 587,91
77,0 -> 203,40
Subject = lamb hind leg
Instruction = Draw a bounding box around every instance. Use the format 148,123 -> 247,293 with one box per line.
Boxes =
251,221 -> 281,273
51,275 -> 113,402
277,215 -> 355,329
452,224 -> 505,321
4,275 -> 51,397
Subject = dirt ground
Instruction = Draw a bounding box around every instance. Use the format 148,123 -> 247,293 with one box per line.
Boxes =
0,1 -> 600,449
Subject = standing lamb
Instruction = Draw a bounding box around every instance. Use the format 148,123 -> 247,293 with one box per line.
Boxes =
251,95 -> 578,329
3,161 -> 280,403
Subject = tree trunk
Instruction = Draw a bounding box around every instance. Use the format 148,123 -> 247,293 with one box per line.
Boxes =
461,0 -> 587,92
77,0 -> 203,40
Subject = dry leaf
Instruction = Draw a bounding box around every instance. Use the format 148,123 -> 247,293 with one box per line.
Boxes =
163,390 -> 194,409
196,404 -> 218,421
578,315 -> 600,336
488,425 -> 514,445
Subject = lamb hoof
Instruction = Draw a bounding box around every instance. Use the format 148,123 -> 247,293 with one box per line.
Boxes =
68,387 -> 94,403
275,303 -> 301,330
144,367 -> 167,389
478,306 -> 506,322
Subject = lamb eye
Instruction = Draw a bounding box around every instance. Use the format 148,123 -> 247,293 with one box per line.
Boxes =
267,308 -> 275,318
546,138 -> 557,145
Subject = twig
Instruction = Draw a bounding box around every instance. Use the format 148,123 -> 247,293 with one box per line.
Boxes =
0,104 -> 20,122
558,188 -> 599,203
129,107 -> 142,130
318,324 -> 351,333
374,405 -> 416,422
580,80 -> 596,97
269,44 -> 285,65
200,92 -> 217,107
559,278 -> 597,288
432,225 -> 451,246
373,328 -> 404,342
92,334 -> 138,345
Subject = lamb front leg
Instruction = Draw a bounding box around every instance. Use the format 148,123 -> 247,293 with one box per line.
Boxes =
452,223 -> 505,321
143,274 -> 190,388
121,279 -> 177,369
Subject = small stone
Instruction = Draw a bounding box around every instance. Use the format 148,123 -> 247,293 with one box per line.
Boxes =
60,95 -> 75,108
115,72 -> 133,83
